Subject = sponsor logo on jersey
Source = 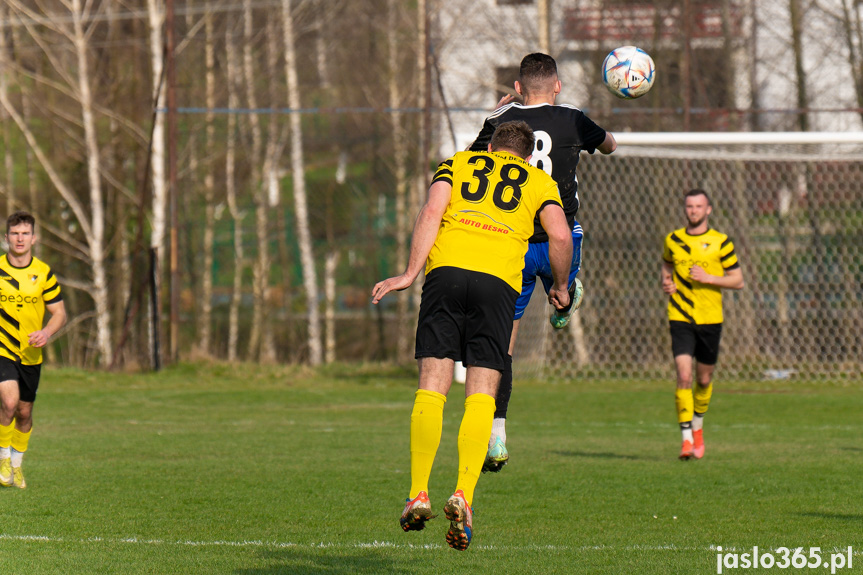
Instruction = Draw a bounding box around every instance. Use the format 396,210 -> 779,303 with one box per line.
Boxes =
674,258 -> 710,269
30,274 -> 38,283
0,293 -> 41,304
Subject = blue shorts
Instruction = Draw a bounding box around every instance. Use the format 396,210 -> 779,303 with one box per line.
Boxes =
513,223 -> 583,320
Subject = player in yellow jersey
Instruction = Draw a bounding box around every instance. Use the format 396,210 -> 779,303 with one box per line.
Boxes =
661,190 -> 743,460
0,212 -> 66,488
372,121 -> 573,550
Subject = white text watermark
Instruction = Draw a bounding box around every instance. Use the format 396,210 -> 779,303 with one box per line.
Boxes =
717,546 -> 853,574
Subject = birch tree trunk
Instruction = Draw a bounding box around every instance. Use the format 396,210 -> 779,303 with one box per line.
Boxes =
315,1 -> 331,90
388,0 -> 412,359
324,250 -> 339,363
197,9 -> 217,356
13,14 -> 37,218
71,0 -> 112,365
259,16 -> 283,362
789,0 -> 809,132
1,117 -> 12,215
147,0 -> 167,365
410,0 -> 429,327
18,95 -> 37,219
840,0 -> 863,124
242,0 -> 262,354
226,25 -> 244,362
0,5 -> 15,215
265,17 -> 295,361
282,0 -> 322,366
242,0 -> 274,362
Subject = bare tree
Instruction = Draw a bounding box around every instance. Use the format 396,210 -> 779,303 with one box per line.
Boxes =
387,0 -> 413,359
411,0 -> 430,326
324,250 -> 338,363
840,0 -> 863,123
259,16 -> 283,363
0,4 -> 16,215
147,0 -> 168,363
225,23 -> 245,362
241,0 -> 272,361
197,7 -> 218,357
71,0 -> 112,365
1,0 -> 114,364
789,0 -> 810,132
282,0 -> 322,365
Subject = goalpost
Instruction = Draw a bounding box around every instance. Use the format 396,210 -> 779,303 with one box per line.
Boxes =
513,132 -> 863,382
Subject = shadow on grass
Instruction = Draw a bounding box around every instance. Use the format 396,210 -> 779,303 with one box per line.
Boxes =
798,511 -> 863,521
236,548 -> 411,575
839,446 -> 863,452
550,450 -> 651,461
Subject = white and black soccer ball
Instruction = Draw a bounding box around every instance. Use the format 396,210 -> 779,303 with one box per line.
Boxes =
601,46 -> 656,99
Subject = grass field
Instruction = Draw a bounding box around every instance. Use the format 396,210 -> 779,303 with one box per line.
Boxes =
0,362 -> 860,574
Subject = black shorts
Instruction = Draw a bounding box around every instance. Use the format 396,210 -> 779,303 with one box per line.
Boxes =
0,356 -> 42,403
669,321 -> 723,365
415,266 -> 518,371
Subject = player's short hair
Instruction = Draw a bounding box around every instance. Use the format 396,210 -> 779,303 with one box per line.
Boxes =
519,53 -> 558,96
6,211 -> 35,234
490,121 -> 535,159
684,188 -> 712,206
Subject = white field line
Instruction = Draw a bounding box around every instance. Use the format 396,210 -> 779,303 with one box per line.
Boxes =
0,534 -> 860,555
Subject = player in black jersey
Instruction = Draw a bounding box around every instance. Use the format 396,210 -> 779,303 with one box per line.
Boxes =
468,53 -> 616,472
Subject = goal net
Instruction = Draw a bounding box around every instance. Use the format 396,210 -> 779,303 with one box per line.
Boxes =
513,133 -> 863,382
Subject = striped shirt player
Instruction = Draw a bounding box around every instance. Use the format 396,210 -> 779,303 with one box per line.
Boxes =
663,228 -> 740,325
372,121 -> 573,550
467,52 -> 617,472
0,255 -> 63,365
0,211 -> 67,489
661,189 -> 744,461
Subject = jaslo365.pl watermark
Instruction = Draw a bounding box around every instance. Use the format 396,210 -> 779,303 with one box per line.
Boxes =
716,546 -> 853,574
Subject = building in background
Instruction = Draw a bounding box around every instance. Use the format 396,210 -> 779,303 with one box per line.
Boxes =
436,0 -> 863,158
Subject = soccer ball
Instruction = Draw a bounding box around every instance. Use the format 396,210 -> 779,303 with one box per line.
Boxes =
601,46 -> 655,99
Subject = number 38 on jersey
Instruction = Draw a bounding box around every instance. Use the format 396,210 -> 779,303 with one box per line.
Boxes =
460,155 -> 529,212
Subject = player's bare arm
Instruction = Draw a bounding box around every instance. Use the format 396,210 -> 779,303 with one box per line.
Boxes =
28,300 -> 67,348
372,181 -> 452,304
661,261 -> 677,295
689,265 -> 744,290
538,203 -> 573,310
598,132 -> 617,155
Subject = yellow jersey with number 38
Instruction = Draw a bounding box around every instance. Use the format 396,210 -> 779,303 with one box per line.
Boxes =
662,228 -> 739,324
0,254 -> 63,365
426,150 -> 563,292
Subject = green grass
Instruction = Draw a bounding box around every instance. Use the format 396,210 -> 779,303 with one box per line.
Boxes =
0,362 -> 861,574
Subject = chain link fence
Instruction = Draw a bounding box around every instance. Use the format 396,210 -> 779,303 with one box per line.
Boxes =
514,142 -> 863,381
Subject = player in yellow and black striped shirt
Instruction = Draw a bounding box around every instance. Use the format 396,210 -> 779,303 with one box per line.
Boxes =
0,212 -> 66,489
661,189 -> 743,461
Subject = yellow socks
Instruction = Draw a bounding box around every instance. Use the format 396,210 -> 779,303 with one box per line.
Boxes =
675,388 -> 694,424
693,382 -> 713,415
455,393 -> 495,507
0,420 -> 13,450
408,389 -> 496,507
409,389 -> 446,499
11,427 -> 31,453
